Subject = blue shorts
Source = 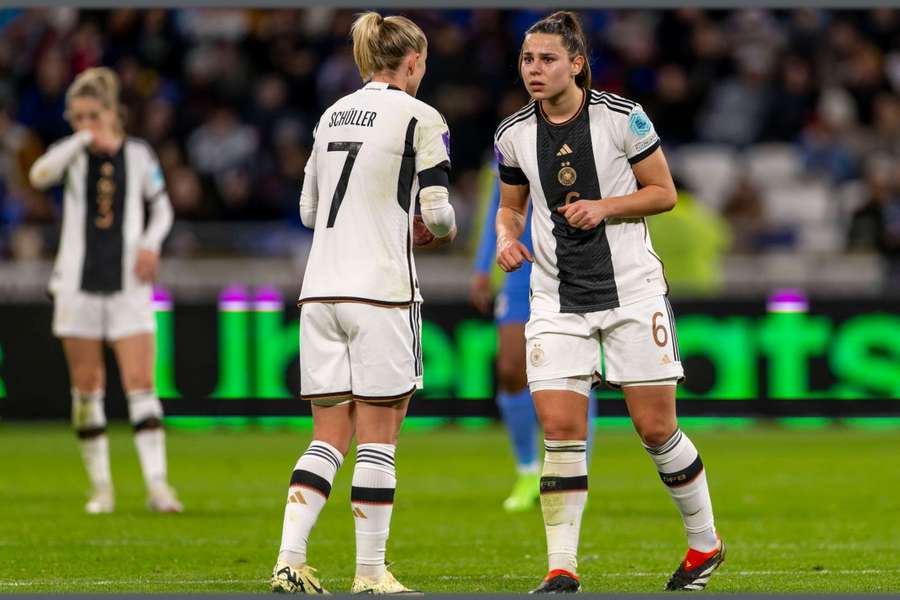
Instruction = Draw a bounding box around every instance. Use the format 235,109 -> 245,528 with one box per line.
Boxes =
495,265 -> 531,325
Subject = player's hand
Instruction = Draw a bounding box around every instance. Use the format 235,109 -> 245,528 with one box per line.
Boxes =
469,272 -> 493,314
89,128 -> 122,155
413,215 -> 435,247
558,199 -> 606,230
134,248 -> 160,283
496,236 -> 533,273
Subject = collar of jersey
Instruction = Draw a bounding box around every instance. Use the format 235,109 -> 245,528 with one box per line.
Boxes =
363,81 -> 403,92
538,88 -> 586,127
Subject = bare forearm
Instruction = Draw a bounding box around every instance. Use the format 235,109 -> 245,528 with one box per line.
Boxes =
497,206 -> 526,247
599,184 -> 676,219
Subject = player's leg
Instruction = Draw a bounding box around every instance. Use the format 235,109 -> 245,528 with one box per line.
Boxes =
344,303 -> 420,594
525,310 -> 597,592
273,303 -> 353,593
604,296 -> 723,591
495,318 -> 540,512
61,336 -> 113,513
112,331 -> 182,512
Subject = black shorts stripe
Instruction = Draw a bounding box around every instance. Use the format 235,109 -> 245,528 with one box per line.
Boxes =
76,426 -> 107,439
415,303 -> 422,376
664,297 -> 680,361
540,475 -> 588,493
290,469 -> 332,498
498,163 -> 529,185
659,455 -> 704,488
627,138 -> 661,165
418,161 -> 450,189
351,486 -> 395,504
133,417 -> 163,432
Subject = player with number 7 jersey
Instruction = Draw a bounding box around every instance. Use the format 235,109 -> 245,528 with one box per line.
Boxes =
298,82 -> 451,306
271,12 -> 456,595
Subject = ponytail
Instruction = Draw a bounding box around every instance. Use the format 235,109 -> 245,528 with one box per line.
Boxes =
351,11 -> 427,81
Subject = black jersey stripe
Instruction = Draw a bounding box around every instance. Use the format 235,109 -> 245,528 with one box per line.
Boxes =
495,105 -> 538,142
597,91 -> 636,108
81,147 -> 126,293
497,101 -> 536,131
536,95 -> 620,312
397,117 -> 418,304
588,98 -> 631,116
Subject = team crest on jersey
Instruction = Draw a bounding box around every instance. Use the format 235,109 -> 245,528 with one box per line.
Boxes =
629,110 -> 652,136
530,342 -> 547,367
558,161 -> 577,186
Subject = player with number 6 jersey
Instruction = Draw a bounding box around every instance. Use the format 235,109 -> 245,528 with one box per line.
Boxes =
494,12 -> 724,593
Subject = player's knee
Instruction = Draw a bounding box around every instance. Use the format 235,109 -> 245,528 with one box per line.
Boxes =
543,417 -> 587,441
72,368 -> 104,393
121,370 -> 153,392
126,389 -> 164,428
637,422 -> 678,449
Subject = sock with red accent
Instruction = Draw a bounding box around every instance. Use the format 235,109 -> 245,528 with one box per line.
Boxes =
644,428 -> 718,552
278,440 -> 344,567
541,440 -> 588,574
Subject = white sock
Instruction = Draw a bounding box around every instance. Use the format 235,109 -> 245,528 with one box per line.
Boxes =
644,428 -> 718,552
352,443 -> 397,579
278,440 -> 344,567
541,440 -> 588,574
127,390 -> 167,489
73,389 -> 112,491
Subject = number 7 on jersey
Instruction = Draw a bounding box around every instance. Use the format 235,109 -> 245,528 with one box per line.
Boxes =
325,141 -> 362,228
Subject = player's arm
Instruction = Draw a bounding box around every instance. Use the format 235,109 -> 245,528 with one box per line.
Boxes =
470,178 -> 501,313
299,123 -> 319,229
136,148 -> 174,283
415,110 -> 456,248
28,130 -> 93,190
559,104 -> 676,230
496,181 -> 533,273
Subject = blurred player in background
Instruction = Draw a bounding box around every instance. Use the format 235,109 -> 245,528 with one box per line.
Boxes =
270,12 -> 456,595
470,173 -> 596,513
494,12 -> 724,592
28,67 -> 180,514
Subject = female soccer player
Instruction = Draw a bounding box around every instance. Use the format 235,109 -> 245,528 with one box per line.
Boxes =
29,67 -> 180,514
270,12 -> 456,594
471,173 -> 596,513
493,12 -> 724,592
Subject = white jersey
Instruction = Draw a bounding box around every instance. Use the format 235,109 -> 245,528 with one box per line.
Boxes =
494,90 -> 668,314
298,81 -> 451,306
32,134 -> 173,295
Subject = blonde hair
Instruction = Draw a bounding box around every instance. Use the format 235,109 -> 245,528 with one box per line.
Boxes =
350,12 -> 427,81
64,67 -> 124,134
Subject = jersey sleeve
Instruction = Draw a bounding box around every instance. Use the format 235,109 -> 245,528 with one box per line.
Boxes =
415,109 -> 451,189
493,126 -> 528,186
619,104 -> 661,165
142,145 -> 167,201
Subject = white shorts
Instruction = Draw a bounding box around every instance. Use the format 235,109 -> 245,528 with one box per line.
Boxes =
525,294 -> 684,389
299,302 -> 422,405
52,287 -> 156,341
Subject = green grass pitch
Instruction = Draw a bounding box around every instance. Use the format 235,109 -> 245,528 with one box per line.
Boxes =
1,420 -> 899,593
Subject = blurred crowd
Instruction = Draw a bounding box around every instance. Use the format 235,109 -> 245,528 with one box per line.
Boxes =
0,8 -> 899,268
